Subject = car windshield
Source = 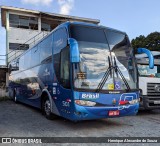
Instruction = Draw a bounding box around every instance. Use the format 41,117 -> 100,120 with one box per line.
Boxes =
70,24 -> 137,90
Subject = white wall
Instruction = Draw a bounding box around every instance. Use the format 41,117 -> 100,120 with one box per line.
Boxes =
0,88 -> 6,97
8,28 -> 40,44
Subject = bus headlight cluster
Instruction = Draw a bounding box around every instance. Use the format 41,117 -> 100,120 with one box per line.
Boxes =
75,100 -> 96,106
128,99 -> 139,104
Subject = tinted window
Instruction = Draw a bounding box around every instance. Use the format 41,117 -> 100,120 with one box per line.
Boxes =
9,43 -> 29,50
106,30 -> 136,86
9,14 -> 38,30
31,46 -> 40,67
70,25 -> 107,43
106,30 -> 131,61
54,28 -> 68,54
53,28 -> 68,83
42,22 -> 51,31
39,34 -> 53,63
60,47 -> 70,88
106,30 -> 129,51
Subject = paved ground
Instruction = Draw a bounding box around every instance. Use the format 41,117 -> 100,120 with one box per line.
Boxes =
0,100 -> 160,145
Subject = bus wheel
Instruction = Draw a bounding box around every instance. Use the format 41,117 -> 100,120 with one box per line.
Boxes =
42,96 -> 55,120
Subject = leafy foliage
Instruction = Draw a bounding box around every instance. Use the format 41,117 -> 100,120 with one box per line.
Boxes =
131,32 -> 160,53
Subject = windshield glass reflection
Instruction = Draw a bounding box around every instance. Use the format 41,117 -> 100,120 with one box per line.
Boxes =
70,25 -> 137,90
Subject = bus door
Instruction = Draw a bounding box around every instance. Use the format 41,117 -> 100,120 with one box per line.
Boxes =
53,28 -> 73,117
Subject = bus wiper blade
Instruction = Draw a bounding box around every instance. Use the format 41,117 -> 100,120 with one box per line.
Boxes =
108,56 -> 112,77
114,57 -> 130,90
96,56 -> 113,93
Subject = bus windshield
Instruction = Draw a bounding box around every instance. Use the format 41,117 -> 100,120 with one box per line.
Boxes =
70,25 -> 137,91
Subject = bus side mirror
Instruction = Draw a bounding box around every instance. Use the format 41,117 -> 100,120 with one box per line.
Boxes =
137,48 -> 154,69
68,38 -> 80,63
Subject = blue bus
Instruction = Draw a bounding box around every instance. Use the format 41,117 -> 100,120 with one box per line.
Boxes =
8,22 -> 139,121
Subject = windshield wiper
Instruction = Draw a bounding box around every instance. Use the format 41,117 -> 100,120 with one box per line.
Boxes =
96,56 -> 113,92
96,56 -> 131,92
113,57 -> 130,90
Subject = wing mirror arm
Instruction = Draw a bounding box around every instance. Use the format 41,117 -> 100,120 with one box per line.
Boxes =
68,38 -> 80,63
137,48 -> 154,69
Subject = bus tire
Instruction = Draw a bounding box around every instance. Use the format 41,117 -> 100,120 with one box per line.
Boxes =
42,95 -> 56,120
13,90 -> 18,103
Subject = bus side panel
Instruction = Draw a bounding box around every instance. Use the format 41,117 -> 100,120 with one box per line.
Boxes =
22,62 -> 55,108
9,62 -> 54,109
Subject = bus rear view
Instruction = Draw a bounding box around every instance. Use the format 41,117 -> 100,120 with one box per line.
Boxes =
9,22 -> 139,121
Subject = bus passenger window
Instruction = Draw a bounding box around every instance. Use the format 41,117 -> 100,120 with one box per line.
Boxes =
60,47 -> 70,88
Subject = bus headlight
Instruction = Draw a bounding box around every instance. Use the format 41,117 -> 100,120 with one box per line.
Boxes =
119,99 -> 139,105
128,99 -> 139,104
75,100 -> 96,106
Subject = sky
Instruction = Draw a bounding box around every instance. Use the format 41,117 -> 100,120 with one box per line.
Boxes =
0,0 -> 160,64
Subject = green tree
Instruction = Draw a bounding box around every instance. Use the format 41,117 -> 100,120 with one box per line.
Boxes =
145,32 -> 160,51
131,35 -> 146,53
131,32 -> 160,53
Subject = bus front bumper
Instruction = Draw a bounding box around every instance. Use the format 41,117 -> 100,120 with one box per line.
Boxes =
71,103 -> 139,121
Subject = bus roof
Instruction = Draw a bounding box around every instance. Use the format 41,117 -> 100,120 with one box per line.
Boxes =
68,22 -> 126,34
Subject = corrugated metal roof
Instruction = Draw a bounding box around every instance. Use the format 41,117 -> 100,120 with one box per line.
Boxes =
1,5 -> 100,27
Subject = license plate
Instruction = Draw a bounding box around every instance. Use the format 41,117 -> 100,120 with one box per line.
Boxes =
154,101 -> 160,104
109,110 -> 120,116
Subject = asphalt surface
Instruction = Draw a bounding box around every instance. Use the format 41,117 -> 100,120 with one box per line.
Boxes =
0,100 -> 160,145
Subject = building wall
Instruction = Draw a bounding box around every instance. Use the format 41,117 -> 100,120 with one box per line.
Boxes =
0,88 -> 6,97
8,28 -> 40,44
7,28 -> 49,62
7,12 -> 49,63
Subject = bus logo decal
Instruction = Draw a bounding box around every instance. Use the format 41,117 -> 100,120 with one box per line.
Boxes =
81,93 -> 99,99
120,93 -> 137,101
43,68 -> 50,76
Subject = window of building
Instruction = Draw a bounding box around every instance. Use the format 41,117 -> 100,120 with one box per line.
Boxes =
41,19 -> 56,31
41,22 -> 51,31
9,43 -> 29,50
9,14 -> 38,30
9,14 -> 19,28
29,17 -> 38,30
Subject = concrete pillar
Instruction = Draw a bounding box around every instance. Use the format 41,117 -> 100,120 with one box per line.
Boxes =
38,15 -> 41,32
5,72 -> 9,96
6,11 -> 9,65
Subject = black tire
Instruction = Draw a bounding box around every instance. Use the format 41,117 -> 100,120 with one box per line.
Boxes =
145,109 -> 153,112
42,96 -> 56,120
13,90 -> 18,103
